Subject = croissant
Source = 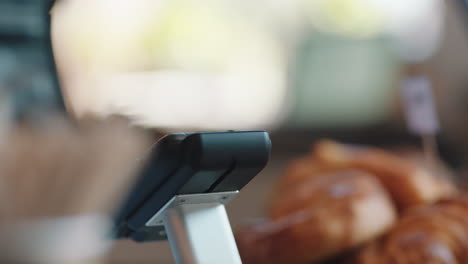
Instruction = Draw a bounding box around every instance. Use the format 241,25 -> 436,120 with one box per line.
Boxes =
274,140 -> 454,211
236,170 -> 397,264
273,156 -> 332,195
237,140 -> 456,264
352,197 -> 468,264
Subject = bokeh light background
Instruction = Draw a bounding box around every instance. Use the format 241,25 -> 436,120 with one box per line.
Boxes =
51,0 -> 445,131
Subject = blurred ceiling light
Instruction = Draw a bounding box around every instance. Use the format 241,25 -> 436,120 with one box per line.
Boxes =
304,0 -> 444,52
84,68 -> 286,131
305,0 -> 384,37
53,0 -> 287,131
141,0 -> 284,71
373,0 -> 444,62
52,0 -> 158,71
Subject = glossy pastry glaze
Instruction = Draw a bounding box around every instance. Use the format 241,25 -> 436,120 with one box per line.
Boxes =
236,139 -> 456,264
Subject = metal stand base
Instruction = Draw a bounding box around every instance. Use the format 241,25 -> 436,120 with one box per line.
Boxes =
160,193 -> 242,264
164,203 -> 242,264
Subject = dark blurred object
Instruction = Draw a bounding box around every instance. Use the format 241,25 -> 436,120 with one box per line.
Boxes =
114,131 -> 271,242
459,0 -> 468,18
0,0 -> 65,122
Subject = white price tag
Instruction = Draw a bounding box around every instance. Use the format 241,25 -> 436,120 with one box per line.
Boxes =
401,77 -> 440,135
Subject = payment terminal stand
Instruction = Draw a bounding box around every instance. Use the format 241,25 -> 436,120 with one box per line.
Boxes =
114,131 -> 271,264
1,1 -> 271,263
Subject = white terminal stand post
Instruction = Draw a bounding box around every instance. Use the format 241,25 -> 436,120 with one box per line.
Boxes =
146,191 -> 242,264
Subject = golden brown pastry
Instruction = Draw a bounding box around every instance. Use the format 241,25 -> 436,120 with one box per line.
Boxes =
271,156 -> 333,200
353,197 -> 468,264
274,140 -> 454,211
238,140 -> 457,264
313,140 -> 455,210
237,170 -> 397,264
